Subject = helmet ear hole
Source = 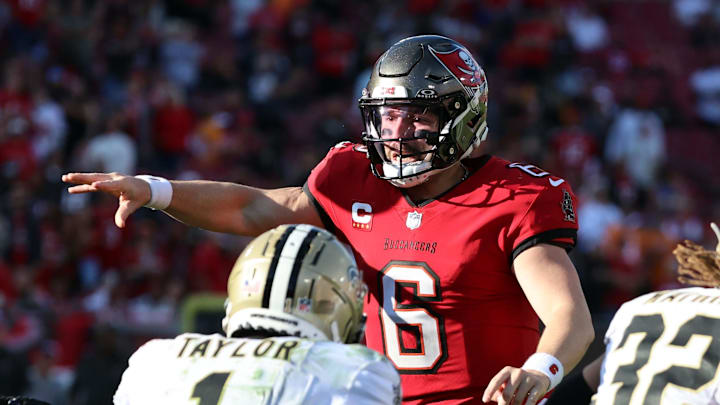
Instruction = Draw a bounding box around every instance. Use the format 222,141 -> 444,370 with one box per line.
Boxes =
435,144 -> 456,163
450,97 -> 466,114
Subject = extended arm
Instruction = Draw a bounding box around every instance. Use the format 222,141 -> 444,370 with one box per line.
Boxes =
165,181 -> 322,235
62,173 -> 323,236
483,244 -> 594,405
515,244 -> 594,373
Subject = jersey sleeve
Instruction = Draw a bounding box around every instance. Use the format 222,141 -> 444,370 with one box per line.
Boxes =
508,184 -> 579,261
346,357 -> 402,405
113,339 -> 170,405
303,142 -> 353,234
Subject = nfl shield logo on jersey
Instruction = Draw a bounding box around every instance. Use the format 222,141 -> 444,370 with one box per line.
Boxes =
406,211 -> 423,230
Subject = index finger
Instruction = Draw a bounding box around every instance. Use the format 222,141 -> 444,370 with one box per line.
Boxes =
62,173 -> 114,185
483,367 -> 511,402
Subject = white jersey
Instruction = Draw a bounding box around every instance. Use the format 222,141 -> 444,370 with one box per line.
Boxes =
593,287 -> 720,405
114,333 -> 401,405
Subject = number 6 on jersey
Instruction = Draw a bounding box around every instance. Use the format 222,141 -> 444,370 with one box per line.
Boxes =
379,261 -> 448,373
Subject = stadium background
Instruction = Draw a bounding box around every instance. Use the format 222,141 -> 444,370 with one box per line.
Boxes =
0,0 -> 719,403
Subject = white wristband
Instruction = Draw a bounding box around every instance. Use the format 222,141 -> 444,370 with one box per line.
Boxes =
522,353 -> 564,391
135,175 -> 173,210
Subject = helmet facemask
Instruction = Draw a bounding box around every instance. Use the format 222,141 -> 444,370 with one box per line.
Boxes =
362,104 -> 446,188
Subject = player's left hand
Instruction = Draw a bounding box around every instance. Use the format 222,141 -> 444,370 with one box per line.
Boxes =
482,366 -> 550,405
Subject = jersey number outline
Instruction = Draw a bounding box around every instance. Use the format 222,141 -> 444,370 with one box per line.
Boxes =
191,372 -> 231,405
508,162 -> 550,177
378,261 -> 448,374
607,313 -> 720,404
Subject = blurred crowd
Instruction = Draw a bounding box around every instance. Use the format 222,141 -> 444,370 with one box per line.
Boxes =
0,0 -> 719,403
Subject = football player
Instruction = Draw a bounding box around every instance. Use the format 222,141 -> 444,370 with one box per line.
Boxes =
65,35 -> 594,404
547,223 -> 720,405
113,224 -> 401,405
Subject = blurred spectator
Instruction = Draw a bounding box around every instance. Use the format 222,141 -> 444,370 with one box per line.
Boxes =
186,232 -> 234,294
23,342 -> 68,405
151,81 -> 194,172
31,87 -> 66,162
673,0 -> 716,27
689,52 -> 720,126
605,104 -> 666,189
68,325 -> 128,405
160,19 -> 204,89
3,184 -> 40,266
229,0 -> 263,38
79,112 -> 137,175
126,275 -> 182,335
0,340 -> 28,395
565,4 -> 609,54
0,289 -> 43,354
577,180 -> 623,254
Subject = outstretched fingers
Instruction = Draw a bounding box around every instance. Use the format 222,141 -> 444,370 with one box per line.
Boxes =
91,179 -> 129,197
63,172 -> 151,229
66,184 -> 99,194
483,367 -> 511,403
62,172 -> 115,185
63,173 -> 120,195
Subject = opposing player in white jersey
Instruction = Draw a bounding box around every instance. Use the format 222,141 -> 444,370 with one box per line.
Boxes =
547,222 -> 720,405
113,224 -> 401,405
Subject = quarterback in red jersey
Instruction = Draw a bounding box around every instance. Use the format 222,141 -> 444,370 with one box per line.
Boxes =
305,142 -> 581,402
63,35 -> 593,404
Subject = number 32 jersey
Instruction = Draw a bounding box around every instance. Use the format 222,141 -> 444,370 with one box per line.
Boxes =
594,287 -> 720,405
305,143 -> 579,403
113,333 -> 401,405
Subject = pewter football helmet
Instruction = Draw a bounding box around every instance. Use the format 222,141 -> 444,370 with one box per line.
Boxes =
222,224 -> 367,343
359,35 -> 489,187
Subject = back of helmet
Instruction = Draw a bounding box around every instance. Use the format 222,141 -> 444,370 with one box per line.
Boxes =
223,224 -> 367,343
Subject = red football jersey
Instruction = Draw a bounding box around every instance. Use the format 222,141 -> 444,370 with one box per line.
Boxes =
304,142 -> 578,404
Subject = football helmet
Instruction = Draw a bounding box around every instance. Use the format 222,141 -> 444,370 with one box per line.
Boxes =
222,224 -> 367,343
359,35 -> 489,188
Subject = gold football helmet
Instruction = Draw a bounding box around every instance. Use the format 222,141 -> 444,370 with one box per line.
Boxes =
222,224 -> 367,343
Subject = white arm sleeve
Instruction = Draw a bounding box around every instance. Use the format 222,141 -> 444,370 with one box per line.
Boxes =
345,358 -> 401,405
